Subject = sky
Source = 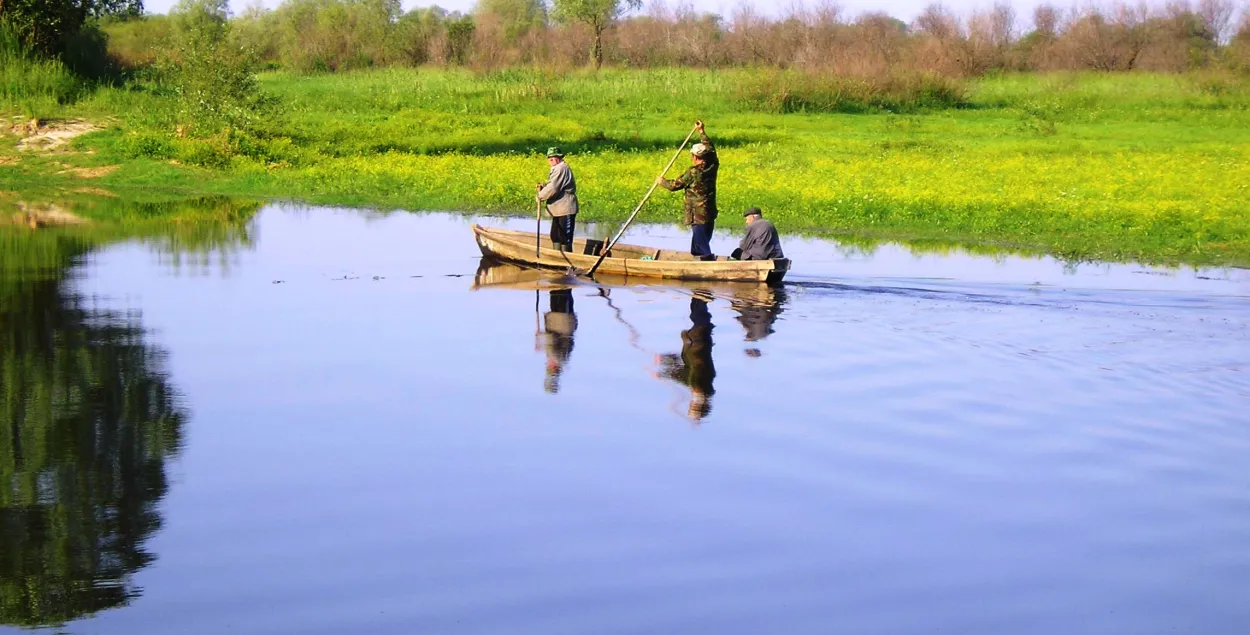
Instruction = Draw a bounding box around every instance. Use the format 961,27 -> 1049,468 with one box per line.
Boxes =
141,0 -> 1055,25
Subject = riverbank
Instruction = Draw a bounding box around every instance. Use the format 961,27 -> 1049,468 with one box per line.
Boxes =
3,69 -> 1248,267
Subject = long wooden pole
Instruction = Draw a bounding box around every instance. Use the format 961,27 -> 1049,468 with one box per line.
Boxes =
535,198 -> 542,256
585,124 -> 699,277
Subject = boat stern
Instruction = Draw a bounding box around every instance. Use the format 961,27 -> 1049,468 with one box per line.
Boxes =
765,258 -> 791,284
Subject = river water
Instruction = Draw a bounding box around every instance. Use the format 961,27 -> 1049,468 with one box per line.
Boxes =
2,205 -> 1248,634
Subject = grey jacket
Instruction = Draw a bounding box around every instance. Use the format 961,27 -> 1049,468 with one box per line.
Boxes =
538,161 -> 579,217
739,219 -> 785,260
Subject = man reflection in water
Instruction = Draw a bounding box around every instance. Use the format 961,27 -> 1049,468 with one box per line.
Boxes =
732,286 -> 787,356
655,292 -> 716,421
542,289 -> 577,393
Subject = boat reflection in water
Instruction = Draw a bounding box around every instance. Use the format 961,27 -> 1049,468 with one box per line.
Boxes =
473,259 -> 787,419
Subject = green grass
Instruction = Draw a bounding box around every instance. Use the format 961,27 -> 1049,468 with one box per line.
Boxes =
4,68 -> 1250,267
0,23 -> 86,119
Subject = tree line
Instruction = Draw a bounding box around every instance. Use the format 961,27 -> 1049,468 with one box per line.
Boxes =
90,0 -> 1250,75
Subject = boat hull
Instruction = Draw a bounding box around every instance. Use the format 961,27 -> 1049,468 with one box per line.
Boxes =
472,224 -> 790,284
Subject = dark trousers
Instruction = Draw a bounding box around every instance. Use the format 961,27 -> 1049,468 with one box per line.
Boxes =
550,288 -> 574,314
690,219 -> 715,258
550,214 -> 575,251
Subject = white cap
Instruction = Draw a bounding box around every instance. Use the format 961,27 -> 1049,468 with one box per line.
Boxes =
690,143 -> 708,156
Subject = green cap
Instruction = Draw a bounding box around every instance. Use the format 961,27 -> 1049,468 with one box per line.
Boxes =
546,146 -> 565,158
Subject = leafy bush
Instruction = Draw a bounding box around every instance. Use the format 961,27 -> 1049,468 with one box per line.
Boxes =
160,0 -> 273,134
236,133 -> 303,166
176,133 -> 236,168
118,132 -> 177,159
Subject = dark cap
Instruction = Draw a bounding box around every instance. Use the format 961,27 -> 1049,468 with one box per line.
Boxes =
744,207 -> 763,217
546,146 -> 565,158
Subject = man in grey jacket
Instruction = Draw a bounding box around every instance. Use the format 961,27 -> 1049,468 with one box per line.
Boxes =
731,207 -> 785,261
536,147 -> 579,252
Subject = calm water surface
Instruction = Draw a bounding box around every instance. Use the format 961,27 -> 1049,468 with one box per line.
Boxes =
2,206 -> 1248,634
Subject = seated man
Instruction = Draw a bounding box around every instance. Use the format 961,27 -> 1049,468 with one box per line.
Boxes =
731,207 -> 785,261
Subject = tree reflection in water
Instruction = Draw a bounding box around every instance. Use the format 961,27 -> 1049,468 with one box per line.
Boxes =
0,198 -> 256,628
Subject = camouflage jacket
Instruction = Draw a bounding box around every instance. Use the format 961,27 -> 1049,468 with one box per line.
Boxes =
659,131 -> 718,226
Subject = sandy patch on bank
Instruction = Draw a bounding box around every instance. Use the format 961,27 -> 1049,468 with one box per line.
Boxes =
12,119 -> 100,152
8,201 -> 90,227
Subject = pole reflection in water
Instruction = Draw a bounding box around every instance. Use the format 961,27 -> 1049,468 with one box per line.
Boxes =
654,291 -> 717,422
0,234 -> 186,629
541,289 -> 578,394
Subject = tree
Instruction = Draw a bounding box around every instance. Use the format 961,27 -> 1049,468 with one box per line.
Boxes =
0,0 -> 142,57
475,0 -> 547,43
915,3 -> 960,40
1196,0 -> 1235,43
396,6 -> 449,65
90,0 -> 143,19
444,13 -> 476,65
163,0 -> 267,133
1033,3 -> 1060,40
551,0 -> 642,68
1231,8 -> 1250,69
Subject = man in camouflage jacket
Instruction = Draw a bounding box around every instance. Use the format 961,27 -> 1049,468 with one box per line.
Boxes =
658,120 -> 719,259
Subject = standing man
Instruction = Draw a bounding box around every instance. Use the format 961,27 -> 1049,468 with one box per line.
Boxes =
731,207 -> 785,261
657,120 -> 719,260
536,147 -> 579,252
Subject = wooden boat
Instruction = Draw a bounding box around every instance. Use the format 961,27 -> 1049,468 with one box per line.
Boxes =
472,258 -> 784,301
472,224 -> 791,283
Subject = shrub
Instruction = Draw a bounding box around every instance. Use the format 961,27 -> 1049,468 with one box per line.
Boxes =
118,132 -> 176,159
733,69 -> 967,114
160,0 -> 272,134
176,133 -> 236,168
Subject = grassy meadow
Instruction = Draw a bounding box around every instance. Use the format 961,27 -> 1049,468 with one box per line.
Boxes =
4,68 -> 1249,266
